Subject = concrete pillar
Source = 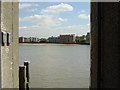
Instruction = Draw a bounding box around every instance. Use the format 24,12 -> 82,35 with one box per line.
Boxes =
90,2 -> 120,88
0,1 -> 19,88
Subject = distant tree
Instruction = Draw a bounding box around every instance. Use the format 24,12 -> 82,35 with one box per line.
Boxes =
75,38 -> 81,43
40,38 -> 49,43
75,37 -> 86,43
80,40 -> 86,43
24,37 -> 27,39
48,36 -> 56,40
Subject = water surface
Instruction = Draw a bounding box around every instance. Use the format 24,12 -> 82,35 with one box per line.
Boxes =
19,44 -> 90,88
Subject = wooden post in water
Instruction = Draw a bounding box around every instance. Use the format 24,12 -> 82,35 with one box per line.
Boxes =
24,61 -> 30,89
19,66 -> 27,89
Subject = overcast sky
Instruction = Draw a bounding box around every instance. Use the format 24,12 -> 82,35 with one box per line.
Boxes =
19,2 -> 90,38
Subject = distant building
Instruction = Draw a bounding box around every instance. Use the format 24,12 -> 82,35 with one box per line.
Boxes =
19,37 -> 24,43
81,35 -> 86,40
49,38 -> 56,43
24,38 -> 30,43
58,34 -> 75,44
86,32 -> 90,44
19,37 -> 40,43
49,37 -> 59,43
56,37 -> 59,43
30,37 -> 39,42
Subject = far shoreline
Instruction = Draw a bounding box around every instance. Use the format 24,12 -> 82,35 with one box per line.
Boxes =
19,43 -> 90,46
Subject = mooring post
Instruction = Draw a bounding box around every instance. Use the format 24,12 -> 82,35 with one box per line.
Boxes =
24,61 -> 30,89
19,66 -> 27,89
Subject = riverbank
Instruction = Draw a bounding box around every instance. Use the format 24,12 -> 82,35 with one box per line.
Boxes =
19,43 -> 90,46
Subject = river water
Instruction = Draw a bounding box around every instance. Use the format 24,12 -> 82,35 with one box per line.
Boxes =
19,44 -> 90,88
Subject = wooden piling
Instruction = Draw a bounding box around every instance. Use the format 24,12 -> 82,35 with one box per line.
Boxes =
19,66 -> 27,89
24,61 -> 30,89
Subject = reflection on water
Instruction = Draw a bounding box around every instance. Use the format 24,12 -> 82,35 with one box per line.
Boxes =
19,44 -> 90,88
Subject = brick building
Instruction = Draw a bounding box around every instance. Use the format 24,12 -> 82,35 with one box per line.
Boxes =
30,37 -> 39,42
58,34 -> 75,44
19,37 -> 24,43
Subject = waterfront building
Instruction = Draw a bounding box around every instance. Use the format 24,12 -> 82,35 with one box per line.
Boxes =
56,37 -> 59,43
86,32 -> 90,44
19,37 -> 24,43
49,38 -> 56,43
24,38 -> 31,43
81,35 -> 86,40
30,37 -> 39,42
58,34 -> 75,44
19,37 -> 40,43
19,37 -> 31,43
49,37 -> 59,43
